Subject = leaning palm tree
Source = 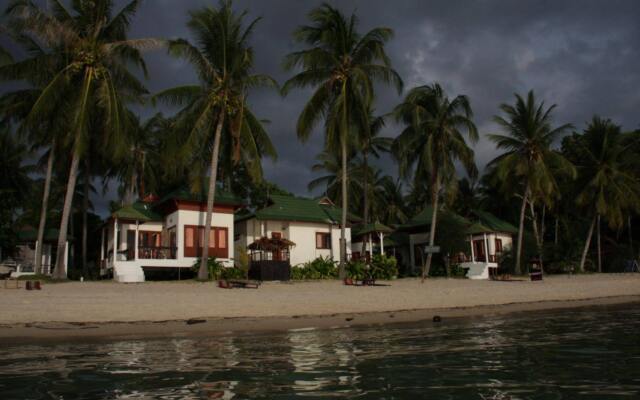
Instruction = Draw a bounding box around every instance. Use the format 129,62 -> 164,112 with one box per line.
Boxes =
154,1 -> 277,280
4,0 -> 158,279
487,91 -> 574,275
393,83 -> 478,279
576,117 -> 640,272
283,3 -> 402,277
0,28 -> 70,275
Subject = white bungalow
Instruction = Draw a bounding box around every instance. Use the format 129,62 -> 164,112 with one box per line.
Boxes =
234,195 -> 357,267
398,207 -> 516,279
458,210 -> 517,279
100,189 -> 243,283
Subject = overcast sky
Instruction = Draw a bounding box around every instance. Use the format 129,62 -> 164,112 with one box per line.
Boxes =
4,1 -> 640,216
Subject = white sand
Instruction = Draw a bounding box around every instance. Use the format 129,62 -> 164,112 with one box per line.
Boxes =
2,274 -> 640,325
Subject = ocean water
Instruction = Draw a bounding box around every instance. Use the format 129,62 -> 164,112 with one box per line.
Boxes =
1,305 -> 640,399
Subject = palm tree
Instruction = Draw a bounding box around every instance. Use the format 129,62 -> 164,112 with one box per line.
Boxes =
376,176 -> 408,226
154,1 -> 277,280
0,29 -> 69,275
308,149 -> 360,206
488,91 -> 574,275
283,4 -> 402,277
575,117 -> 640,272
393,83 -> 478,279
4,0 -> 158,279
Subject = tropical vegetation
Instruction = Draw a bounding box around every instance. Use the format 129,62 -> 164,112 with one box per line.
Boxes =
0,1 -> 638,281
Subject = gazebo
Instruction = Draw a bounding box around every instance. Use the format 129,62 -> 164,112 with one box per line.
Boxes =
247,236 -> 296,281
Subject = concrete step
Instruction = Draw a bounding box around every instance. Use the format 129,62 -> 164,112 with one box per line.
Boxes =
114,263 -> 145,283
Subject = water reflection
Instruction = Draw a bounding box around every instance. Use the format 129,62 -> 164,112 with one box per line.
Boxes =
1,305 -> 640,399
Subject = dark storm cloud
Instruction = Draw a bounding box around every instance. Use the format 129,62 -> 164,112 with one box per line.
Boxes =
4,1 -> 640,215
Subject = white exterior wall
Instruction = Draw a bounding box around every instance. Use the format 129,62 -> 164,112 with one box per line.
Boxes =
105,209 -> 235,273
469,232 -> 513,257
234,218 -> 351,267
173,209 -> 235,267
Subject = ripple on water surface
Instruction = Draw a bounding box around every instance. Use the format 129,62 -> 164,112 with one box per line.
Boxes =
1,305 -> 640,399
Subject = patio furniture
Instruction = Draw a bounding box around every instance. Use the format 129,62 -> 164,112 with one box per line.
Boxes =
218,279 -> 260,289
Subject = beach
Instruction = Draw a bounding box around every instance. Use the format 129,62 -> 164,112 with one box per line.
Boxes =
1,274 -> 639,342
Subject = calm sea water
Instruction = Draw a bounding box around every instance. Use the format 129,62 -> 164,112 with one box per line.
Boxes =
1,305 -> 640,399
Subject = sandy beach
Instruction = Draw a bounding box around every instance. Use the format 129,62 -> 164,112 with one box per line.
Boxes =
1,274 -> 640,342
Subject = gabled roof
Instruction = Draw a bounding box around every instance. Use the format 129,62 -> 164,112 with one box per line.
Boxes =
351,222 -> 393,237
236,194 -> 360,225
399,207 -> 516,236
112,202 -> 162,222
470,210 -> 518,234
398,205 -> 436,230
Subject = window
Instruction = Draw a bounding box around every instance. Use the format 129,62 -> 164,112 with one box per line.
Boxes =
316,232 -> 331,249
184,225 -> 229,258
139,231 -> 161,247
495,238 -> 503,253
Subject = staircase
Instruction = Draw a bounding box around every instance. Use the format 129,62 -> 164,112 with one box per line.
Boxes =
461,262 -> 491,280
114,263 -> 145,283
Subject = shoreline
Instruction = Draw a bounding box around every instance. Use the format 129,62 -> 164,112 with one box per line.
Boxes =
2,293 -> 639,344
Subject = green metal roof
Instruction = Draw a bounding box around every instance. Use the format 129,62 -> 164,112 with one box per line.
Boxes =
237,194 -> 358,225
398,205 -> 435,230
351,222 -> 393,237
383,231 -> 410,247
112,202 -> 162,221
470,210 -> 518,234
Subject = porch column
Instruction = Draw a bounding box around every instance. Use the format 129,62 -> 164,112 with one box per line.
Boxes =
483,233 -> 489,263
470,235 -> 475,262
63,241 -> 69,275
380,232 -> 385,255
134,220 -> 139,260
100,228 -> 104,261
368,234 -> 373,257
113,218 -> 118,262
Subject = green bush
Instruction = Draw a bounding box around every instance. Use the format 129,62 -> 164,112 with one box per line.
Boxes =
448,263 -> 468,277
370,254 -> 398,280
291,256 -> 338,280
192,257 -> 224,280
220,266 -> 246,280
346,259 -> 367,280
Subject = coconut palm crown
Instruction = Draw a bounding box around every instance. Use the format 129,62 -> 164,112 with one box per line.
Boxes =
487,90 -> 575,275
153,0 -> 277,279
283,3 -> 402,277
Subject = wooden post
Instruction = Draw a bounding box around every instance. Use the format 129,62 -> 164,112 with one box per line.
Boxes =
483,233 -> 489,263
470,235 -> 475,262
134,220 -> 139,260
380,232 -> 384,255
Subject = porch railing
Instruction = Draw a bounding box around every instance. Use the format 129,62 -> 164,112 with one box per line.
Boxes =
138,246 -> 177,260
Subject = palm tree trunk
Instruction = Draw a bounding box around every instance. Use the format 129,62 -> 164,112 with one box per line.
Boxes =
82,158 -> 89,278
597,214 -> 602,273
339,125 -> 348,279
198,110 -> 225,281
628,216 -> 634,257
35,141 -> 55,275
53,149 -> 81,280
361,150 -> 368,257
529,201 -> 544,272
579,215 -> 597,272
515,185 -> 530,276
423,173 -> 440,281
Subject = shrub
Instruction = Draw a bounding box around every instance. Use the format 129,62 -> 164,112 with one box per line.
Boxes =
346,259 -> 366,280
370,254 -> 398,280
234,247 -> 250,279
291,256 -> 338,280
220,266 -> 246,280
192,257 -> 224,280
